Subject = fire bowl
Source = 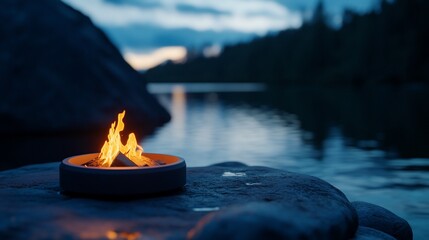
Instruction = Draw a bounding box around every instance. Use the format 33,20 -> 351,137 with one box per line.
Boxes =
60,153 -> 186,196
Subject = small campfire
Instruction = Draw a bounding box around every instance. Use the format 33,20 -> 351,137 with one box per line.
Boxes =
82,111 -> 165,168
59,111 -> 186,196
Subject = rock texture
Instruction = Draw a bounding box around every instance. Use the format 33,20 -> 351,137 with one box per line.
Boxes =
189,202 -> 352,240
352,201 -> 413,240
0,162 -> 358,240
0,0 -> 169,134
353,227 -> 396,240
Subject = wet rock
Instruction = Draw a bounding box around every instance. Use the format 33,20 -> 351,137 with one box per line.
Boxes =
0,162 -> 358,239
0,0 -> 170,134
352,201 -> 413,240
354,227 -> 396,240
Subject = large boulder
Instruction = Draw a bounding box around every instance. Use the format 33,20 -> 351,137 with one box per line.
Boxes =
0,162 -> 358,239
1,161 -> 413,240
0,0 -> 169,134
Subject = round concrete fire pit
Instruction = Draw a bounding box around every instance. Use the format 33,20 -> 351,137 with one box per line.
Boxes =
60,153 -> 186,196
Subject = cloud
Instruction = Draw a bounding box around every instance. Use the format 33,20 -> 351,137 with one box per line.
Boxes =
64,0 -> 302,34
273,0 -> 376,20
62,0 -> 375,70
102,0 -> 160,9
103,24 -> 255,51
175,4 -> 230,16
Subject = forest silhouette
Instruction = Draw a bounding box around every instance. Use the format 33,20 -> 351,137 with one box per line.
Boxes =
144,0 -> 429,86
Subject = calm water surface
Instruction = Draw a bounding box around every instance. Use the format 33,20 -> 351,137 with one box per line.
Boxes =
144,83 -> 429,239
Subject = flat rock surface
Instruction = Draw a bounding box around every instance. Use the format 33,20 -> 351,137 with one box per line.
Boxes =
0,162 -> 357,240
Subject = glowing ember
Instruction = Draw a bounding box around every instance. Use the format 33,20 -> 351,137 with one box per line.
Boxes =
97,110 -> 157,167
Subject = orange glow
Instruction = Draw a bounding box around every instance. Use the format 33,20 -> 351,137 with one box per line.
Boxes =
106,230 -> 118,239
98,110 -> 155,167
106,230 -> 141,240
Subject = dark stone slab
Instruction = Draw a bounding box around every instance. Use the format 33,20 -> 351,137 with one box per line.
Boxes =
0,0 -> 170,134
354,227 -> 396,240
352,201 -> 413,240
0,162 -> 357,239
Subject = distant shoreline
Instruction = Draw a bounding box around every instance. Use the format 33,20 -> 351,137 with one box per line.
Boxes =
147,82 -> 266,94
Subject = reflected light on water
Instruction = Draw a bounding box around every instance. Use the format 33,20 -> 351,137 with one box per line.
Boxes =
144,86 -> 310,167
106,230 -> 141,240
171,85 -> 186,145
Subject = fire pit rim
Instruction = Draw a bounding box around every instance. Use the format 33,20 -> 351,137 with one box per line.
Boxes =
62,152 -> 185,170
60,152 -> 187,196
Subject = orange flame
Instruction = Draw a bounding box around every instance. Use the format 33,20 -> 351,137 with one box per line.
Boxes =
98,110 -> 154,167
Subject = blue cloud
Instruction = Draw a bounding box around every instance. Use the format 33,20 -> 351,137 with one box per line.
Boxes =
102,0 -> 160,8
102,24 -> 255,51
275,0 -> 376,14
176,4 -> 230,16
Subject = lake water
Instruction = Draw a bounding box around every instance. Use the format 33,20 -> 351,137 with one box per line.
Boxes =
144,83 -> 429,239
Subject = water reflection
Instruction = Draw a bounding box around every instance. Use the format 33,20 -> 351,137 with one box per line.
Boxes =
171,85 -> 186,144
143,84 -> 429,239
146,95 -> 300,166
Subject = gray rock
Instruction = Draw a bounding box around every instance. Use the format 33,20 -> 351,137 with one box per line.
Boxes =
0,0 -> 170,134
354,227 -> 396,240
352,201 -> 413,240
0,162 -> 357,239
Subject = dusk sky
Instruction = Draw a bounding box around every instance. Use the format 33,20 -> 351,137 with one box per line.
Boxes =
64,0 -> 377,70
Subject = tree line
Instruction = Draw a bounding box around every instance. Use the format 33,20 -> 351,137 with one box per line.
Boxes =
144,0 -> 429,87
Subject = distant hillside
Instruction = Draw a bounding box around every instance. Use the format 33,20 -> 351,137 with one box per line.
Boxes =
144,0 -> 429,86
